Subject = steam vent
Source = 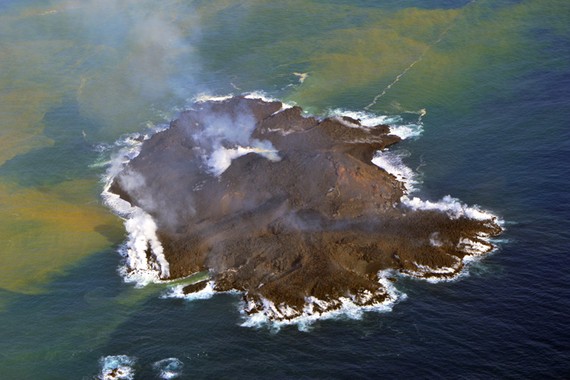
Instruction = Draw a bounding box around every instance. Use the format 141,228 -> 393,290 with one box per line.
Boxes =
108,96 -> 502,321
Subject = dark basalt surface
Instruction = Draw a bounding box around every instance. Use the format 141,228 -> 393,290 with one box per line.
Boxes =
109,96 -> 502,320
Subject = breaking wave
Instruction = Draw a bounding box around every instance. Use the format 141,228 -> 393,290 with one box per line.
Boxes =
159,273 -> 406,331
153,358 -> 184,379
100,95 -> 503,327
98,355 -> 136,380
161,280 -> 217,301
369,132 -> 504,284
239,270 -> 407,332
101,127 -> 171,286
194,91 -> 294,111
372,150 -> 419,193
327,109 -> 424,140
97,355 -> 185,379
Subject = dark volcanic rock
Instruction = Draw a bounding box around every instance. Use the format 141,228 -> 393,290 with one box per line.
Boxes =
182,280 -> 209,295
109,96 -> 502,321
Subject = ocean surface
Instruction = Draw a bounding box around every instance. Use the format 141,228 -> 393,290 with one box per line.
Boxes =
1,0 -> 569,378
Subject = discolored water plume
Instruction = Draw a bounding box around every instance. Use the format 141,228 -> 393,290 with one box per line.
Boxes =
108,96 -> 502,321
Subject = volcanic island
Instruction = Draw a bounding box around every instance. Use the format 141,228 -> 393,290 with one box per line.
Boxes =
107,96 -> 502,321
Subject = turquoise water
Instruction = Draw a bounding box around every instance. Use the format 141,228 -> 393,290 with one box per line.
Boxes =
1,0 -> 569,378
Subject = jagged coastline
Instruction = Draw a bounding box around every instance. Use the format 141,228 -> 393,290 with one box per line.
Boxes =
104,95 -> 502,323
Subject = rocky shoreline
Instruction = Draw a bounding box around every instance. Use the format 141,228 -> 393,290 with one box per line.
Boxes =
107,96 -> 502,322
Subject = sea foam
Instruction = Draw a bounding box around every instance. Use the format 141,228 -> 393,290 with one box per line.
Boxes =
100,93 -> 290,286
239,270 -> 406,331
153,358 -> 184,379
161,281 -> 217,301
371,150 -> 419,193
98,355 -> 136,380
361,109 -> 504,285
193,91 -> 294,112
101,98 -> 503,327
328,109 -> 424,140
101,127 -> 171,286
159,273 -> 406,331
193,93 -> 235,103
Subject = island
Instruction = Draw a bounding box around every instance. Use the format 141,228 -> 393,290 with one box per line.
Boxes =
107,96 -> 502,321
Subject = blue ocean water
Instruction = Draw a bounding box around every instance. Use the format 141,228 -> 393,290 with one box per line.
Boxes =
0,0 -> 569,378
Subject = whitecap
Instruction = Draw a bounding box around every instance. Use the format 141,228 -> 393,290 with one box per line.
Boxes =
193,93 -> 234,103
371,150 -> 419,193
243,90 -> 280,103
244,91 -> 295,113
328,109 -> 397,127
99,97 -> 504,326
240,270 -> 406,331
98,355 -> 136,380
161,281 -> 216,301
326,109 -> 423,140
153,358 -> 184,379
193,91 -> 294,112
101,131 -> 171,287
388,123 -> 423,140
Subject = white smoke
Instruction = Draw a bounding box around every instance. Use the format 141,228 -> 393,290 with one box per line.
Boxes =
102,135 -> 171,284
60,0 -> 202,131
193,105 -> 258,147
401,195 -> 498,221
183,100 -> 281,175
124,208 -> 169,279
65,0 -> 195,82
206,143 -> 280,176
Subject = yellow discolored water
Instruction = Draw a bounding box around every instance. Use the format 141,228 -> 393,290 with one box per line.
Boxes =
0,178 -> 123,295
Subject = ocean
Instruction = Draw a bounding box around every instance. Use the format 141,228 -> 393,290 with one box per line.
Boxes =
0,0 -> 569,378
